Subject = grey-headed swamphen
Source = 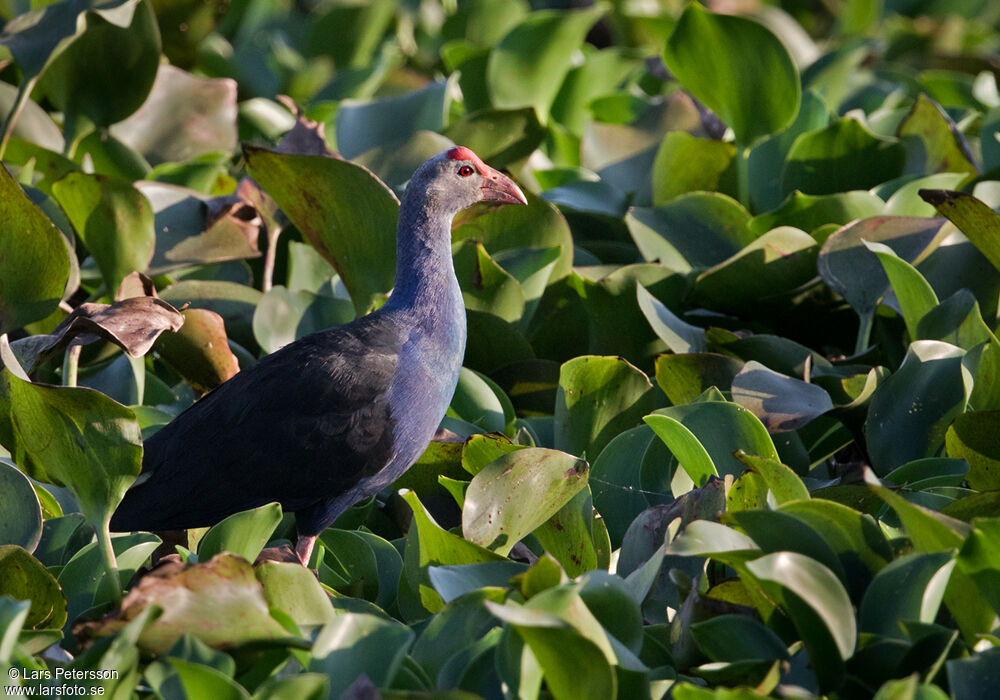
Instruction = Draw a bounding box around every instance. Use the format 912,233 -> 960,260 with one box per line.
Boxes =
110,147 -> 527,565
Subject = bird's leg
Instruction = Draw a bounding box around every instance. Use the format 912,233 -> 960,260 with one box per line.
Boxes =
295,535 -> 317,567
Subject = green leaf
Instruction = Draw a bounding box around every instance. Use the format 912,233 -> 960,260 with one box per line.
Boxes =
36,0 -> 160,129
859,551 -> 956,638
485,600 -> 616,700
111,65 -> 237,167
919,189 -> 1000,274
947,649 -> 1000,700
690,227 -> 819,313
197,502 -> 282,563
731,361 -> 833,433
244,147 -> 398,314
783,117 -> 906,195
749,190 -> 884,236
554,355 -> 654,459
336,80 -> 453,160
946,411 -> 1000,491
667,520 -> 758,557
734,451 -> 809,504
645,400 -> 779,483
777,499 -> 892,575
636,284 -> 706,354
252,675 -> 328,700
158,280 -> 262,352
168,658 -> 250,700
626,193 -> 754,271
2,358 -> 141,531
308,612 -> 414,698
463,447 -> 588,555
411,588 -> 507,682
663,3 -> 800,146
533,488 -> 601,578
654,353 -> 745,406
401,489 -> 505,614
0,460 -> 41,552
865,240 -> 940,340
866,341 -> 970,474
643,414 -> 717,487
897,94 -> 977,180
651,132 -> 737,204
691,615 -> 790,662
252,287 -> 354,354
51,172 -> 155,293
0,164 -> 71,332
745,552 -> 856,686
256,561 -> 336,629
486,6 -> 606,122
818,216 -> 947,319
0,545 -> 66,630
956,518 -> 1000,615
453,239 -> 525,324
443,107 -> 546,169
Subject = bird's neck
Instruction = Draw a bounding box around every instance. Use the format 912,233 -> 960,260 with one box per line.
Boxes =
385,196 -> 462,316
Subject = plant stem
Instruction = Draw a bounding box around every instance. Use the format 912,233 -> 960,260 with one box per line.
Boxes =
63,343 -> 81,387
855,310 -> 874,355
0,75 -> 39,161
262,223 -> 284,293
736,145 -> 751,211
96,522 -> 123,608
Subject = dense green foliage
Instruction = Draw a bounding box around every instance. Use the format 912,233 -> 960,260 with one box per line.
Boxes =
1,0 -> 1000,698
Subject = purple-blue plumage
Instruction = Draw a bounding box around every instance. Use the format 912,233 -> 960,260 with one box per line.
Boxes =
110,148 -> 526,564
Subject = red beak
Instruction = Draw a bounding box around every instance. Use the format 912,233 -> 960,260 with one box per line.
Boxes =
481,167 -> 527,205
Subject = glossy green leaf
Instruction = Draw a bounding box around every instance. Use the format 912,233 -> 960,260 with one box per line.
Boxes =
749,189 -> 884,236
651,131 -> 737,204
866,341 -> 970,474
244,147 -> 398,314
626,193 -> 753,271
2,354 -> 141,532
664,3 -> 800,146
859,551 -> 955,638
252,287 -> 354,355
36,0 -> 160,129
818,216 -> 947,318
485,600 -> 616,700
308,612 -> 414,697
486,6 -> 605,122
336,79 -> 452,160
52,172 -> 155,293
946,411 -> 1000,491
731,361 -> 833,433
554,355 -> 654,459
645,400 -> 779,483
783,117 -> 906,195
691,227 -> 819,313
0,545 -> 66,630
654,353 -> 745,406
0,461 -> 41,552
197,502 -> 282,563
691,615 -> 790,662
897,94 -> 977,180
111,65 -> 237,166
443,107 -> 546,169
947,649 -> 1000,700
919,189 -> 1000,273
453,239 -> 525,323
401,489 -> 505,614
636,284 -> 705,355
167,658 -> 249,700
666,520 -> 758,557
256,560 -> 336,629
734,451 -> 809,504
865,240 -> 939,339
463,448 -> 588,555
745,552 -> 856,686
0,165 -> 71,332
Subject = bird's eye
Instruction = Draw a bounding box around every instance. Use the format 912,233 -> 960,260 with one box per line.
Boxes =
458,165 -> 474,177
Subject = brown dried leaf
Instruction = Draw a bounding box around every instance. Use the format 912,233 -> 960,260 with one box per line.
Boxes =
153,307 -> 239,394
75,552 -> 289,654
275,95 -> 339,158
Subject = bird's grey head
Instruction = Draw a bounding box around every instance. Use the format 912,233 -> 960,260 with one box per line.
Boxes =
406,146 -> 527,216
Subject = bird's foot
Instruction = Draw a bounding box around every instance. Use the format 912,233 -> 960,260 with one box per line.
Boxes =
295,535 -> 317,567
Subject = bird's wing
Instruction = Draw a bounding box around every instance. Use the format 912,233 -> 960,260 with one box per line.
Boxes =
111,316 -> 402,531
